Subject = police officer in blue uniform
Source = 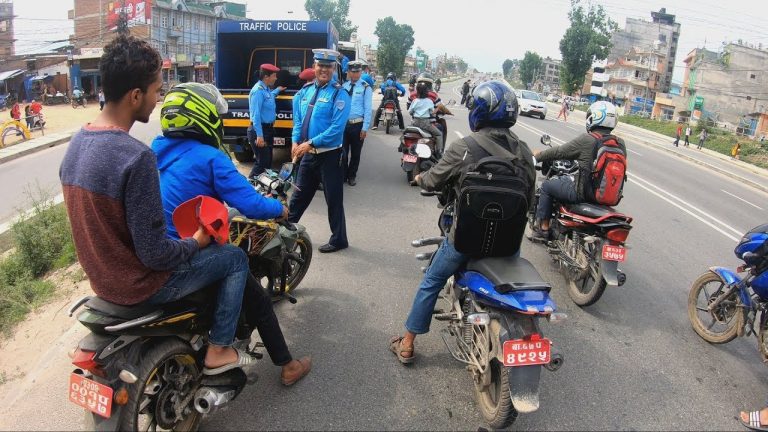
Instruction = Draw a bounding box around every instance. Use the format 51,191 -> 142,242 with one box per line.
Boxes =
248,63 -> 286,177
342,60 -> 373,186
288,49 -> 352,253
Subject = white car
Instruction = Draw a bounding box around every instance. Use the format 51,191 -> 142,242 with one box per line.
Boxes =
515,90 -> 547,119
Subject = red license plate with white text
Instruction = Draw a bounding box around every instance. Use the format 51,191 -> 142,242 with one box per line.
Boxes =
602,244 -> 626,262
402,154 -> 418,163
69,373 -> 113,418
502,338 -> 551,367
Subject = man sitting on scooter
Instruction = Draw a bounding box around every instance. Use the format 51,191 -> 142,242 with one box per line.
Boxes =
531,101 -> 627,242
389,81 -> 535,364
372,72 -> 406,130
151,82 -> 312,386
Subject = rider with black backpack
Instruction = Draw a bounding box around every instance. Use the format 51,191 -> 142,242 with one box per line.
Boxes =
531,101 -> 627,242
389,81 -> 536,364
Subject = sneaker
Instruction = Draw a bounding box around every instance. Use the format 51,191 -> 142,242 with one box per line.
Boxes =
371,126 -> 378,130
529,229 -> 551,243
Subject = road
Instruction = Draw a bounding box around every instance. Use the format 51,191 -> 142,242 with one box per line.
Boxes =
2,79 -> 768,430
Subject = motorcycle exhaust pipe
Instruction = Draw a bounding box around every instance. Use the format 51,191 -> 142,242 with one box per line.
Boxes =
617,270 -> 627,287
194,387 -> 236,414
544,351 -> 564,372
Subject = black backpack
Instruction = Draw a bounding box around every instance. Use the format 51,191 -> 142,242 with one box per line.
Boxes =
452,135 -> 532,258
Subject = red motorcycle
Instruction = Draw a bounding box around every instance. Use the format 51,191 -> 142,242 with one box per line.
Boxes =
381,99 -> 397,134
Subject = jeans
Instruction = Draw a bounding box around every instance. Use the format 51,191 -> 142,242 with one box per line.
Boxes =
374,99 -> 405,129
405,239 -> 468,334
247,124 -> 275,178
535,175 -> 580,221
146,244 -> 248,347
243,275 -> 292,366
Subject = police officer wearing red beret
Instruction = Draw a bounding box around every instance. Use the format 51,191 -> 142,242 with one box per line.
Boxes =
247,63 -> 286,178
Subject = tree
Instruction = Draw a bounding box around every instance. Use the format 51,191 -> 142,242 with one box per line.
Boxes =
502,59 -> 515,78
457,59 -> 468,74
518,51 -> 543,89
304,0 -> 358,41
558,0 -> 617,95
374,17 -> 415,78
115,0 -> 129,36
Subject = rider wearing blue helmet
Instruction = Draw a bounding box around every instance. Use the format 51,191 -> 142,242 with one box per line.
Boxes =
389,80 -> 535,364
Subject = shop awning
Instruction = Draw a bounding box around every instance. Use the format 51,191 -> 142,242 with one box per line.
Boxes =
0,69 -> 24,82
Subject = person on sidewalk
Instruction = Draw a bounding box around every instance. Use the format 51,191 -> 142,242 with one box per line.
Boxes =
248,63 -> 286,178
684,125 -> 692,147
98,88 -> 105,111
557,98 -> 568,122
59,35 -> 257,376
152,82 -> 311,386
341,60 -> 372,187
674,124 -> 682,147
732,142 -> 741,160
697,128 -> 708,150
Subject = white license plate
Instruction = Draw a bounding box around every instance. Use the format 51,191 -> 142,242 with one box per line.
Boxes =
273,137 -> 286,146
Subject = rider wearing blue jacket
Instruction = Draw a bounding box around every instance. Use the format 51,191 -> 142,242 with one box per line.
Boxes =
152,82 -> 312,386
372,72 -> 405,130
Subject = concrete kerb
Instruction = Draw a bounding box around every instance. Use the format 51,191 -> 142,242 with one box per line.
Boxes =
543,101 -> 768,194
0,131 -> 75,165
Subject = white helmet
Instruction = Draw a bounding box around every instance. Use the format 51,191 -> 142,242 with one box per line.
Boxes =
586,101 -> 618,132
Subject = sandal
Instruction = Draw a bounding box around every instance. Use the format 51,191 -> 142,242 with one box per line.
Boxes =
741,411 -> 768,431
389,336 -> 415,365
202,348 -> 255,376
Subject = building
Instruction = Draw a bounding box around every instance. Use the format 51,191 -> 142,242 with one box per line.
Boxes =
69,0 -> 246,95
540,57 -> 560,93
608,8 -> 680,93
683,43 -> 768,135
604,47 -> 666,115
0,0 -> 13,58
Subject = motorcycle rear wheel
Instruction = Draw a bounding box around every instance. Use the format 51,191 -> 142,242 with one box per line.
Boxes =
565,241 -> 606,306
687,271 -> 744,344
385,118 -> 391,134
474,359 -> 518,429
120,338 -> 202,432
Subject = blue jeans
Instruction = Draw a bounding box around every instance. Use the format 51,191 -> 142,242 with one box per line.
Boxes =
535,175 -> 580,221
146,244 -> 249,347
405,239 -> 468,334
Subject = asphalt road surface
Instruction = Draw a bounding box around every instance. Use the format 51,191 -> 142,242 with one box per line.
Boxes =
2,79 -> 767,430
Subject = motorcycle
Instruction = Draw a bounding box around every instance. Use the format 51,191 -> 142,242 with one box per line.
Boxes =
399,104 -> 452,185
687,225 -> 768,358
528,135 -> 633,306
413,188 -> 564,429
232,162 -> 313,303
72,95 -> 87,109
380,98 -> 398,135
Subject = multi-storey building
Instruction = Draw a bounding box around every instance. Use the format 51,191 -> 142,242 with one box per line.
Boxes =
540,56 -> 560,93
69,0 -> 245,95
604,47 -> 666,114
0,0 -> 14,58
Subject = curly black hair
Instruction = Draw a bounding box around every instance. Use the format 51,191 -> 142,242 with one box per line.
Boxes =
100,35 -> 162,103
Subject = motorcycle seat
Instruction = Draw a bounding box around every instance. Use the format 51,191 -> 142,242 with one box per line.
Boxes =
467,256 -> 551,293
404,126 -> 432,138
563,203 -> 615,219
84,296 -> 161,320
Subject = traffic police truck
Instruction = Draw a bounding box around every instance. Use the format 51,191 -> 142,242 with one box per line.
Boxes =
216,20 -> 341,162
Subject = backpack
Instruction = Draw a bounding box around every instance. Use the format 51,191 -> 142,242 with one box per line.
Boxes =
452,135 -> 532,258
588,132 -> 627,206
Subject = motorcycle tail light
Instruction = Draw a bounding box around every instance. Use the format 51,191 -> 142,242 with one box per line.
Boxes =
606,228 -> 629,243
72,348 -> 105,377
403,139 -> 416,148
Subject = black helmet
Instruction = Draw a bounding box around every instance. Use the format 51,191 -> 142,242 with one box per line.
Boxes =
386,72 -> 396,80
467,80 -> 518,132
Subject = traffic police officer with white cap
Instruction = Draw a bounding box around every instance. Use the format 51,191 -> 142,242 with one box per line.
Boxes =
342,60 -> 372,186
248,63 -> 285,177
288,48 -> 352,253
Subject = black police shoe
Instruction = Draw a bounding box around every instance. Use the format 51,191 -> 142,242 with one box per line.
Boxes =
318,243 -> 348,253
347,177 -> 357,186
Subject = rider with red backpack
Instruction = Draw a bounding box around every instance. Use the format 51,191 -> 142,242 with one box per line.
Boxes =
531,101 -> 627,241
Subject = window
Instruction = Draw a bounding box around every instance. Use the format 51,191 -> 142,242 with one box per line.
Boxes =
171,12 -> 177,27
659,34 -> 667,43
161,15 -> 167,28
750,73 -> 757,79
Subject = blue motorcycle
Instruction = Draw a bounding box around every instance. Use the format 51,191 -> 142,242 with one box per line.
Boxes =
688,224 -> 768,357
413,190 -> 564,429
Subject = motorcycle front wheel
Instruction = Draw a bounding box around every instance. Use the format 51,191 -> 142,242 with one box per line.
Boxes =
284,231 -> 313,293
687,271 -> 744,344
474,359 -> 518,429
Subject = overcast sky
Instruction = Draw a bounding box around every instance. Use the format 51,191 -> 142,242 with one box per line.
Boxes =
15,0 -> 768,83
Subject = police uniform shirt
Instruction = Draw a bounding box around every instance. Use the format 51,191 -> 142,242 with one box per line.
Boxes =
248,80 -> 281,137
291,81 -> 352,150
342,79 -> 373,131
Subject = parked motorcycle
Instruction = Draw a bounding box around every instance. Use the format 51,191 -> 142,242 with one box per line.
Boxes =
687,225 -> 768,357
413,189 -> 564,429
528,135 -> 633,306
232,162 -> 312,302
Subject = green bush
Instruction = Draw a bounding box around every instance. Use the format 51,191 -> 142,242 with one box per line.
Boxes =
11,199 -> 75,278
0,253 -> 32,286
0,278 -> 55,335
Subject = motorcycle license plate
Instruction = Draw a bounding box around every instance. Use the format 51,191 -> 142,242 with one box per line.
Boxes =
69,373 -> 113,418
273,137 -> 286,146
502,338 -> 551,367
602,244 -> 626,262
402,154 -> 418,163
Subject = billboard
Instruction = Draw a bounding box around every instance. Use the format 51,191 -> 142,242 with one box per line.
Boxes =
107,0 -> 151,30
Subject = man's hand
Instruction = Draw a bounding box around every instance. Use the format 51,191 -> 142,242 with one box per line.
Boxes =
533,149 -> 542,158
193,225 -> 212,249
293,141 -> 313,159
277,86 -> 287,93
256,136 -> 265,148
414,174 -> 421,184
278,205 -> 289,221
360,130 -> 367,140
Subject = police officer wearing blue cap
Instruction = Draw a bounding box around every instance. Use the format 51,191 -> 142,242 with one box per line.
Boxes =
288,49 -> 352,253
342,60 -> 372,186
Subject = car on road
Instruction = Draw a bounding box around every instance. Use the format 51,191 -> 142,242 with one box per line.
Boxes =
514,89 -> 547,119
546,93 -> 561,103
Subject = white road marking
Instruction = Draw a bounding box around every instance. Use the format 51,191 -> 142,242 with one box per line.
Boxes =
515,121 -> 565,144
721,189 -> 764,210
455,131 -> 464,139
627,149 -> 643,156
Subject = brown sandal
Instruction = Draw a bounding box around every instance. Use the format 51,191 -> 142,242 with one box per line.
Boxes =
389,336 -> 415,364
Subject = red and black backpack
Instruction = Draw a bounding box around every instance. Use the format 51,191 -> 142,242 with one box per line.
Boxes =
588,132 -> 627,206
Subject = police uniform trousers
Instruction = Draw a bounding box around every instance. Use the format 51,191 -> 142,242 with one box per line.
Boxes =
343,121 -> 364,181
247,123 -> 275,177
288,147 -> 348,248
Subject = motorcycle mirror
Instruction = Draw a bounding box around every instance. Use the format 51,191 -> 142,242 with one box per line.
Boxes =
278,163 -> 294,181
540,135 -> 552,146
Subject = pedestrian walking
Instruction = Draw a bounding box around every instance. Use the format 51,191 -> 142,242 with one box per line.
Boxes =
556,98 -> 568,121
460,80 -> 470,105
697,128 -> 708,150
684,125 -> 692,147
732,142 -> 741,160
98,88 -> 105,111
247,63 -> 286,178
674,123 -> 682,146
288,48 -> 352,254
342,60 -> 372,186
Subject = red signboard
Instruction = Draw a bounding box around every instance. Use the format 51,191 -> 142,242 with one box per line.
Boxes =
106,0 -> 151,30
